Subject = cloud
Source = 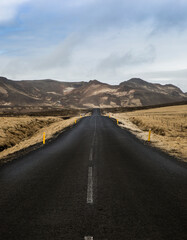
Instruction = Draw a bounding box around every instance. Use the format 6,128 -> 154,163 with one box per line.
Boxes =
139,69 -> 187,91
0,0 -> 30,24
97,45 -> 156,71
0,0 -> 187,93
35,33 -> 83,69
41,0 -> 187,32
7,0 -> 187,40
142,68 -> 187,80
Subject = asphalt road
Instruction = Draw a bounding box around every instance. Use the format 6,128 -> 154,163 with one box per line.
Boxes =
0,109 -> 186,240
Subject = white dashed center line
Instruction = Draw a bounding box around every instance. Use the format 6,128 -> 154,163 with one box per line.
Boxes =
87,167 -> 93,204
85,117 -> 97,237
89,148 -> 93,161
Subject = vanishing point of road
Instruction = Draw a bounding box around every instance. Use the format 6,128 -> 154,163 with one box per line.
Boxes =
0,109 -> 186,239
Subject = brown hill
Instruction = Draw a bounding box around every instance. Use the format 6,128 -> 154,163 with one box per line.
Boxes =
0,77 -> 186,108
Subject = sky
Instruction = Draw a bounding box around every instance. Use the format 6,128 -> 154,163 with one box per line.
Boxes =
0,0 -> 187,92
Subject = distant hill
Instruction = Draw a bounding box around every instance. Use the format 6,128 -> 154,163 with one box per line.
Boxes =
0,77 -> 186,108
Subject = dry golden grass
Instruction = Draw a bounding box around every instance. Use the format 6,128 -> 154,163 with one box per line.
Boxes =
0,115 -> 79,161
0,117 -> 56,149
109,105 -> 187,161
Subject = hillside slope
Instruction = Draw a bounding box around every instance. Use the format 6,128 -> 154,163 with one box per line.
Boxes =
0,77 -> 186,107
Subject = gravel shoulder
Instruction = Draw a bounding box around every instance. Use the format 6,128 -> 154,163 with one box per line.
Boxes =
105,105 -> 187,162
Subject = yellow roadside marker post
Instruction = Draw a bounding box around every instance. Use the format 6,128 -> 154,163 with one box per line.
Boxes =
75,119 -> 77,124
43,132 -> 45,144
117,119 -> 119,125
148,129 -> 151,142
109,114 -> 110,118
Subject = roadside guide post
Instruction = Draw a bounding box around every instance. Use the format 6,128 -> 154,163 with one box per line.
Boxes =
148,129 -> 151,142
43,132 -> 45,144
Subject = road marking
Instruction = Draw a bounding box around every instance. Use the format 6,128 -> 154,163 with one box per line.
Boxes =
91,117 -> 96,147
87,167 -> 93,204
94,117 -> 97,136
89,148 -> 93,161
84,237 -> 93,240
90,116 -> 96,158
91,137 -> 94,147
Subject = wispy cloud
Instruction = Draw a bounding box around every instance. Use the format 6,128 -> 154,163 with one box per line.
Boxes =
98,45 -> 156,71
0,0 -> 30,24
138,69 -> 187,92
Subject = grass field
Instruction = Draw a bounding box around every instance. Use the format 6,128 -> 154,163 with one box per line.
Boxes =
109,105 -> 187,161
0,115 -> 79,162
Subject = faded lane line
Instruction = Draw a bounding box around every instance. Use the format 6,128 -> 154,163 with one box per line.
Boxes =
87,167 -> 93,204
89,148 -> 93,161
94,116 -> 97,137
91,138 -> 94,147
84,116 -> 97,238
90,116 -> 96,159
91,116 -> 97,147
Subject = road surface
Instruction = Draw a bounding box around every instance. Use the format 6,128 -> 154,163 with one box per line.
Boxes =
0,109 -> 186,239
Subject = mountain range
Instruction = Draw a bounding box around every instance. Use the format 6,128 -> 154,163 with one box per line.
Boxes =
0,76 -> 186,108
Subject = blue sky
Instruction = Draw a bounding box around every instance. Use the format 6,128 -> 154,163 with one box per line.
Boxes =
0,0 -> 187,91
